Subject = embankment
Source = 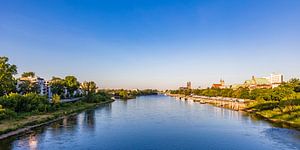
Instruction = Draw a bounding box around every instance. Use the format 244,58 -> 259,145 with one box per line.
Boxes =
0,99 -> 114,140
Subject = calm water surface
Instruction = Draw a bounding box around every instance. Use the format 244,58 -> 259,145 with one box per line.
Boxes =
1,95 -> 300,150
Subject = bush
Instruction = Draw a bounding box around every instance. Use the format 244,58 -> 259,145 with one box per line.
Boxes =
22,93 -> 49,112
52,94 -> 61,105
0,105 -> 16,120
248,100 -> 279,111
84,93 -> 109,103
0,93 -> 50,113
279,99 -> 300,107
0,93 -> 22,111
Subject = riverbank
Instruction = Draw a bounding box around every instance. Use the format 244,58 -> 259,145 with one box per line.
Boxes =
167,93 -> 250,111
246,109 -> 300,130
167,93 -> 300,130
0,99 -> 114,140
110,89 -> 159,100
245,104 -> 300,130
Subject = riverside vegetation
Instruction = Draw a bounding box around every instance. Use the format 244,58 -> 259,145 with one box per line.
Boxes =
109,89 -> 158,100
0,56 -> 113,135
169,79 -> 300,128
0,92 -> 112,135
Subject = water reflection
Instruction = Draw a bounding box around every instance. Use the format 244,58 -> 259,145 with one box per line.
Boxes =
28,135 -> 38,150
0,96 -> 299,150
84,110 -> 95,130
49,116 -> 78,136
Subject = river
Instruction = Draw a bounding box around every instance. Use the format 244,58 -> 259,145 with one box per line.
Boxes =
0,95 -> 299,150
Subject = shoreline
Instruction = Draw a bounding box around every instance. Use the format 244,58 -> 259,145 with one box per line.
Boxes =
0,99 -> 114,140
245,109 -> 300,130
167,94 -> 300,130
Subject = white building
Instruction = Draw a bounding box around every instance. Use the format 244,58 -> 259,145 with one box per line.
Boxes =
17,76 -> 48,96
265,73 -> 284,88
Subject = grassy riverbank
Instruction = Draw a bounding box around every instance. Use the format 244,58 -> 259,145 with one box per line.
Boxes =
0,98 -> 114,137
168,78 -> 300,129
168,93 -> 300,129
246,100 -> 300,129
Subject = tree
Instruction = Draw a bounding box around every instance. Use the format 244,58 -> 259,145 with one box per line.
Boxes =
18,72 -> 40,94
21,72 -> 35,78
17,80 -> 40,94
49,77 -> 65,96
232,87 -> 250,99
0,57 -> 17,96
81,81 -> 97,95
118,90 -> 129,99
64,76 -> 80,96
271,86 -> 295,101
288,78 -> 300,92
52,94 -> 61,104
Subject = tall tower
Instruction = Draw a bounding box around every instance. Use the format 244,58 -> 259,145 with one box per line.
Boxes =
220,79 -> 225,86
187,81 -> 192,89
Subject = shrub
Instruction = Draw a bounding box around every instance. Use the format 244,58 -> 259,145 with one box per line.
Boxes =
52,94 -> 61,105
84,93 -> 109,103
248,100 -> 279,111
21,93 -> 49,112
0,93 -> 50,113
280,99 -> 300,106
0,93 -> 23,112
0,105 -> 16,120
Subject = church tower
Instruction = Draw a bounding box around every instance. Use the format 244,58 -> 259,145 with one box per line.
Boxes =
187,81 -> 192,89
220,79 -> 225,86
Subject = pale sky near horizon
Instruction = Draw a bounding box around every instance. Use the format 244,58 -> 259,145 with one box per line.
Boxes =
1,0 -> 300,90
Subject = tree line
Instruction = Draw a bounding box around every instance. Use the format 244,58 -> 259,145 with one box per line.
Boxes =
169,78 -> 300,120
109,89 -> 158,100
170,78 -> 300,101
0,56 -> 109,120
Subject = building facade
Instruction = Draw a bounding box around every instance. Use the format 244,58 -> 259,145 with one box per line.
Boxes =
265,73 -> 284,88
179,81 -> 192,90
187,82 -> 192,89
17,76 -> 48,96
244,76 -> 272,89
243,74 -> 284,89
212,79 -> 225,89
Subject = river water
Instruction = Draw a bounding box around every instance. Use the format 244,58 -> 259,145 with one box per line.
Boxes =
0,95 -> 299,150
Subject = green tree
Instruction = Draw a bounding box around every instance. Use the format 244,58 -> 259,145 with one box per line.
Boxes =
18,80 -> 36,94
0,56 -> 17,96
49,77 -> 65,96
119,90 -> 129,99
288,78 -> 300,92
17,80 -> 40,95
21,72 -> 35,78
64,76 -> 80,96
52,94 -> 61,104
232,87 -> 250,99
81,81 -> 97,95
271,86 -> 295,101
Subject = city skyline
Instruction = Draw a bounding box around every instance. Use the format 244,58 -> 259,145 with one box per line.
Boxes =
1,0 -> 300,89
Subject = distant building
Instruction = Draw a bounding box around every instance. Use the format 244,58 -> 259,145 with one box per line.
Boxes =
265,73 -> 284,88
244,76 -> 272,89
187,81 -> 192,89
212,79 -> 225,89
179,81 -> 192,90
243,74 -> 284,90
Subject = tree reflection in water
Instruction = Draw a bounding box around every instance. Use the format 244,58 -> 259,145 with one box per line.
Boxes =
84,110 -> 96,130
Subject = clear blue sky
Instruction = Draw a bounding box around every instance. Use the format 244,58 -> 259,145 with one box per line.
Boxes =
1,0 -> 299,89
